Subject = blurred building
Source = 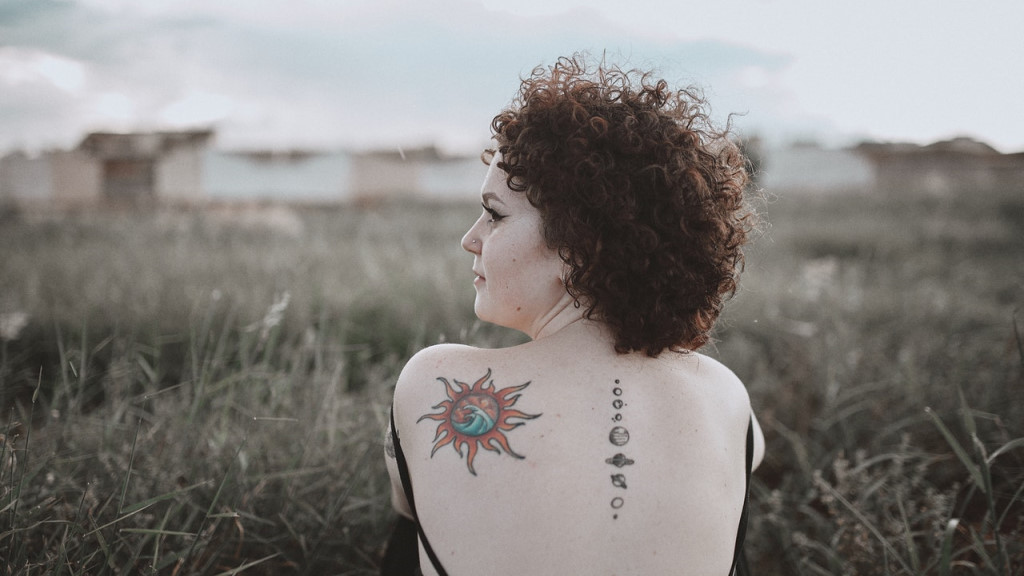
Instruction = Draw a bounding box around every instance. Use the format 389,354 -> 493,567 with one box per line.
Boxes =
760,142 -> 875,193
762,136 -> 1024,196
0,129 -> 485,207
856,137 -> 1024,196
203,148 -> 352,203
349,146 -> 484,203
3,131 -> 1020,207
0,148 -> 103,206
80,130 -> 213,205
1,130 -> 213,207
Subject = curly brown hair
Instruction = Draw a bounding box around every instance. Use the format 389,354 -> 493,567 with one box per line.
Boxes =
487,54 -> 755,356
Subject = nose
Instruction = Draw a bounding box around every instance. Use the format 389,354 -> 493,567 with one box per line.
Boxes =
461,219 -> 481,254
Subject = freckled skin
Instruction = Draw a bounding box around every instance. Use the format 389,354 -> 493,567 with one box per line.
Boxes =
460,155 -> 569,338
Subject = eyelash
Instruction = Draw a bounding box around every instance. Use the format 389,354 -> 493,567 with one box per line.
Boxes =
482,203 -> 505,223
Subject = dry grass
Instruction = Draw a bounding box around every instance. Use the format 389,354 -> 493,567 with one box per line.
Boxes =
1,190 -> 1022,575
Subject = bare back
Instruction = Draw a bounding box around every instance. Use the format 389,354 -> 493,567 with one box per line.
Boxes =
387,323 -> 763,576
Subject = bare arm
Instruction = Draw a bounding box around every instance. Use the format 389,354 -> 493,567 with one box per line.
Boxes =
384,420 -> 414,519
750,410 -> 766,472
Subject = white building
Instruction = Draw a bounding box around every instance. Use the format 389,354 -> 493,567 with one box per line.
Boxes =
759,143 -> 875,193
1,131 -> 484,207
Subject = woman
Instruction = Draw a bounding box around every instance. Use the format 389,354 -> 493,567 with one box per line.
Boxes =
384,54 -> 765,576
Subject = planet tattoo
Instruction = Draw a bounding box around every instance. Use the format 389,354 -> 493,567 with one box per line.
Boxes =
606,453 -> 635,468
609,426 -> 630,446
608,379 -> 630,519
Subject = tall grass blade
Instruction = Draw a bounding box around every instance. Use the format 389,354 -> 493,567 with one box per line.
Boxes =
77,316 -> 88,389
83,502 -> 157,536
212,552 -> 280,576
10,369 -> 41,537
967,527 -> 998,572
0,412 -> 14,490
995,474 -> 1024,536
816,481 -> 914,574
925,407 -> 985,490
971,427 -> 1007,575
55,321 -> 71,404
150,505 -> 175,574
896,496 -> 921,573
956,384 -> 978,440
53,525 -> 69,576
119,528 -> 196,537
118,417 -> 143,515
121,480 -> 210,515
1013,309 -> 1024,383
985,437 -> 1024,465
939,518 -> 959,576
206,511 -> 240,519
181,436 -> 247,569
88,513 -> 115,573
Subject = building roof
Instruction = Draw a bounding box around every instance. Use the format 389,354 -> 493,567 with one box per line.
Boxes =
78,129 -> 215,159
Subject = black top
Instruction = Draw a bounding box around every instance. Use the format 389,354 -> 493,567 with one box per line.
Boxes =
388,408 -> 754,576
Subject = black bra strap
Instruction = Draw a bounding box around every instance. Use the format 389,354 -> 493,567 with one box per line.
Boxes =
390,406 -> 449,576
392,407 -> 752,576
729,417 -> 755,576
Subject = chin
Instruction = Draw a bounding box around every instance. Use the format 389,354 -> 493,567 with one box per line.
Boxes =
472,300 -> 490,323
474,308 -> 496,325
473,301 -> 512,331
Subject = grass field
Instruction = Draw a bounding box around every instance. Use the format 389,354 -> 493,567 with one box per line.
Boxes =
1,187 -> 1022,575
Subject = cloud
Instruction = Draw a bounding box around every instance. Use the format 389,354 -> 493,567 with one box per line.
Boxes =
159,90 -> 234,125
0,48 -> 85,93
0,0 -> 794,153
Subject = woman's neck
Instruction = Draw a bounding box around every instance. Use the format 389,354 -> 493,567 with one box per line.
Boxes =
526,293 -> 588,341
530,313 -> 615,351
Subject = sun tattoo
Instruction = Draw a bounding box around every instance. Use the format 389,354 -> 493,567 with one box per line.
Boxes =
417,368 -> 540,475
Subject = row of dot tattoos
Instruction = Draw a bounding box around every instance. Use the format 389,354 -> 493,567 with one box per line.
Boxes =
605,379 -> 633,519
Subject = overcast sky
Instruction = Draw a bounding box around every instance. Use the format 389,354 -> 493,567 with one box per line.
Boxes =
2,0 -> 1022,155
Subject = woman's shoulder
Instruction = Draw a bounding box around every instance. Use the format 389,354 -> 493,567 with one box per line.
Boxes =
691,352 -> 745,390
398,343 -> 488,379
662,351 -> 752,420
680,351 -> 764,466
683,349 -> 736,375
650,350 -> 742,388
393,344 -> 497,406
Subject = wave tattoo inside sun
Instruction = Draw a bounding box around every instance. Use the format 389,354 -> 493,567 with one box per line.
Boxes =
417,368 -> 540,475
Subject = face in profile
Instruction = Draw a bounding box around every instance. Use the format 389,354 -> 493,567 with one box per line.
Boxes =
460,153 -> 567,337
